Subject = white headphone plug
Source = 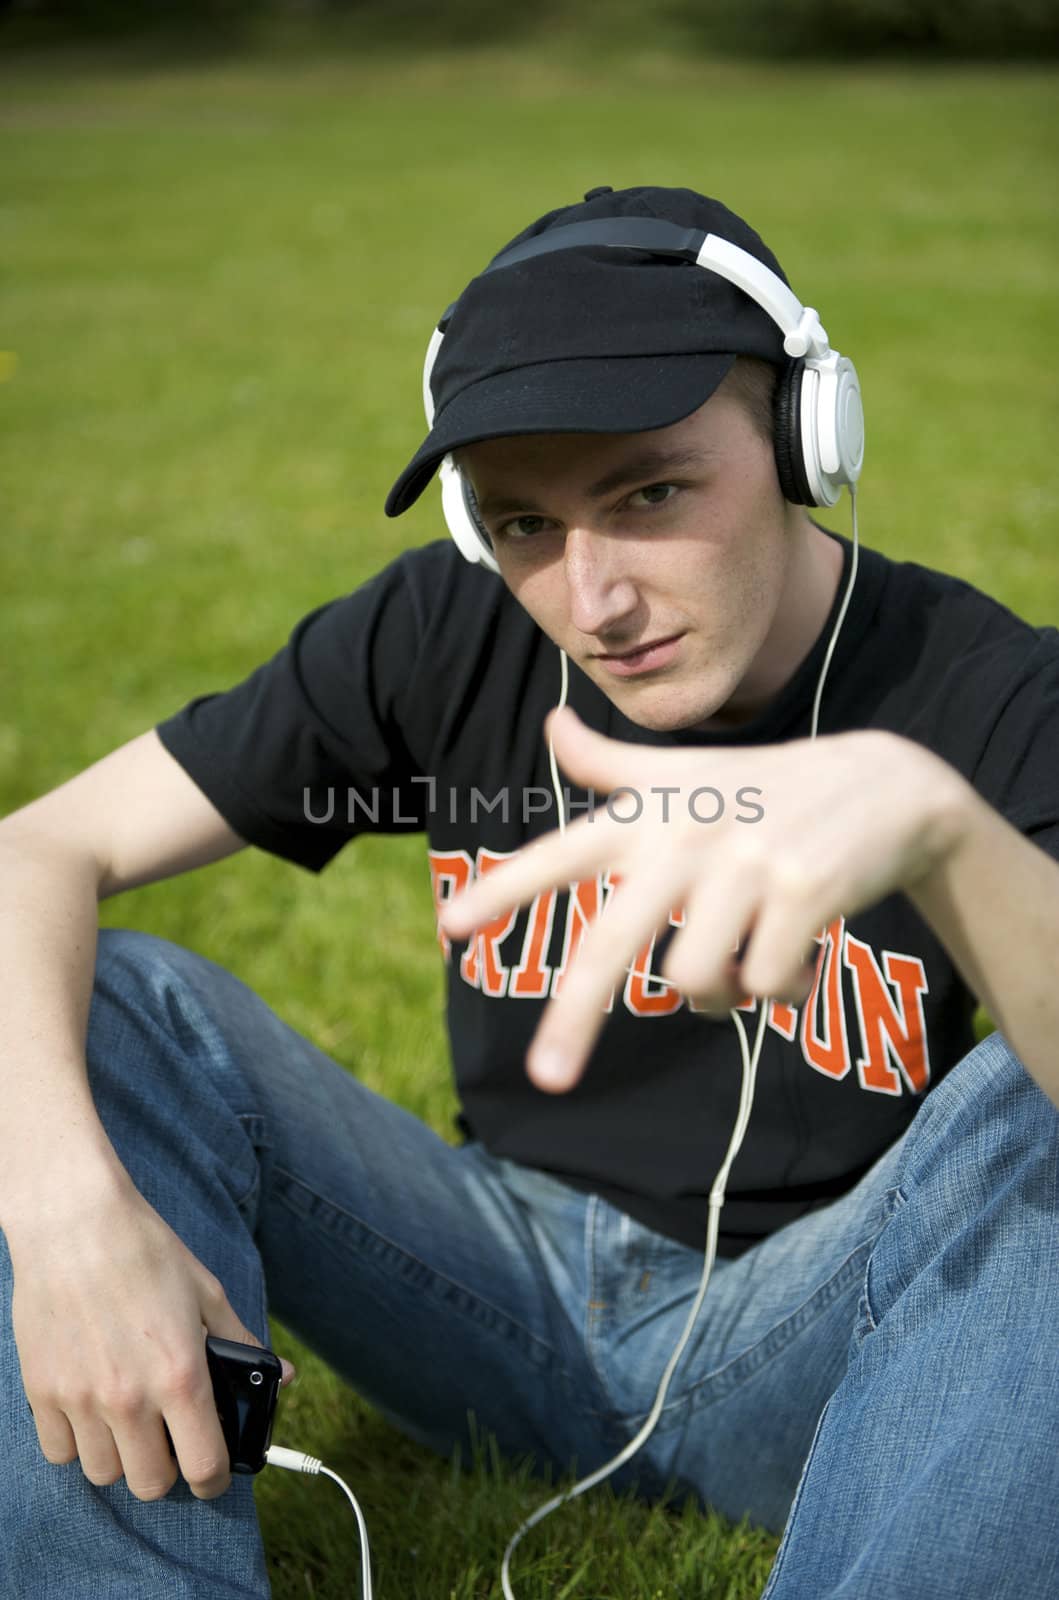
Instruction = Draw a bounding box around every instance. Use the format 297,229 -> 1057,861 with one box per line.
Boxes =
266,1445 -> 373,1600
265,1445 -> 322,1474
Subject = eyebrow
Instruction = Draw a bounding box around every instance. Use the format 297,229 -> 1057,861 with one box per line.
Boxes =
586,447 -> 715,500
473,447 -> 716,522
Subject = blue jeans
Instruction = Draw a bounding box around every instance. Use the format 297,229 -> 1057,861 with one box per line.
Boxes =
2,928 -> 1056,1598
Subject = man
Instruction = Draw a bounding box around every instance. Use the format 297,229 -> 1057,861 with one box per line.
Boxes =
1,185 -> 1056,1600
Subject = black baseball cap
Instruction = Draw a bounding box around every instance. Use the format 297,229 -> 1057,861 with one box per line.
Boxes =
384,185 -> 790,517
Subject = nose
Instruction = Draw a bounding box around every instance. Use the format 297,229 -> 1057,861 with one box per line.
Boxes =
564,526 -> 641,639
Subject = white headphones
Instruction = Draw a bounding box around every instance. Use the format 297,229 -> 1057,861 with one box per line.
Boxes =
422,219 -> 865,573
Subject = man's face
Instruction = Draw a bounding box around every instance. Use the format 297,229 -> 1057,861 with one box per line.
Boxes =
461,383 -> 806,734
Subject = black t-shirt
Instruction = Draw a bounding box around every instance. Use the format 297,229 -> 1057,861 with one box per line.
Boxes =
156,534 -> 1059,1256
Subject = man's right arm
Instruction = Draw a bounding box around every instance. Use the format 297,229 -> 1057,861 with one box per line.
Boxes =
0,728 -> 246,1213
0,729 -> 275,1501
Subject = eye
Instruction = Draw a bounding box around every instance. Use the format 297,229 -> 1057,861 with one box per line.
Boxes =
496,513 -> 554,541
628,482 -> 679,509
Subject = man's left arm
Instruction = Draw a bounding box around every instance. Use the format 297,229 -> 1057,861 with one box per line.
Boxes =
904,784 -> 1059,1108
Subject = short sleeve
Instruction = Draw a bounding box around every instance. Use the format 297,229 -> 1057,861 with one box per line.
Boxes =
155,556 -> 431,872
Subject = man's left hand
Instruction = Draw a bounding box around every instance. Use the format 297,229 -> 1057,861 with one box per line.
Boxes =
440,707 -> 969,1092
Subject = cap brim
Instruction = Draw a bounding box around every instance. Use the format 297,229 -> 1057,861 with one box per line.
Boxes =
384,351 -> 737,517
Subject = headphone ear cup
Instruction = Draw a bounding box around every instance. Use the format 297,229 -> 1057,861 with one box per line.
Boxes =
461,475 -> 491,546
438,456 -> 500,572
773,360 -> 814,506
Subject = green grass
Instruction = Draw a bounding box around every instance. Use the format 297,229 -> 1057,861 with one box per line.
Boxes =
2,41 -> 1057,1599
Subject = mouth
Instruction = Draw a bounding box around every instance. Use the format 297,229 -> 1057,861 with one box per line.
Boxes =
593,633 -> 685,678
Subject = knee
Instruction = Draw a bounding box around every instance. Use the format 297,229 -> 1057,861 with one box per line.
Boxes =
87,930 -> 227,1098
899,1030 -> 1057,1224
914,1030 -> 1051,1149
92,929 -> 222,1039
94,927 -> 199,998
861,1034 -> 1058,1342
84,933 -> 263,1211
959,1029 -> 1043,1106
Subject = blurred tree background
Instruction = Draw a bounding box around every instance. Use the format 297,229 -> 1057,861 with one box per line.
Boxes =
2,0 -> 1058,56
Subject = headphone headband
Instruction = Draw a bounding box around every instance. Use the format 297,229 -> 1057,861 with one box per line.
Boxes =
476,220 -> 831,361
423,217 -> 864,566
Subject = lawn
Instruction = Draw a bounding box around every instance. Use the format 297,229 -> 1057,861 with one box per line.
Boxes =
1,37 -> 1056,1599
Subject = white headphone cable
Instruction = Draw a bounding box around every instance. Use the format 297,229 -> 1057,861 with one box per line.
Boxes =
266,1446 -> 373,1600
501,499 -> 860,1599
810,487 -> 859,742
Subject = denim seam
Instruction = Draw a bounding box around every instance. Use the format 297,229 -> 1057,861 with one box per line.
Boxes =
583,1196 -> 612,1396
857,1183 -> 908,1339
606,1228 -> 880,1434
271,1166 -> 557,1371
232,1113 -> 268,1215
758,1392 -> 834,1599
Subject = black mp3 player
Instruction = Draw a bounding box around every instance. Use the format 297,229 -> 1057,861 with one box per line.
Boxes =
205,1335 -> 283,1475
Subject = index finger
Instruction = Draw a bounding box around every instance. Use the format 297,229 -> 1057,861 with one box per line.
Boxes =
440,810 -> 621,937
527,854 -> 690,1091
